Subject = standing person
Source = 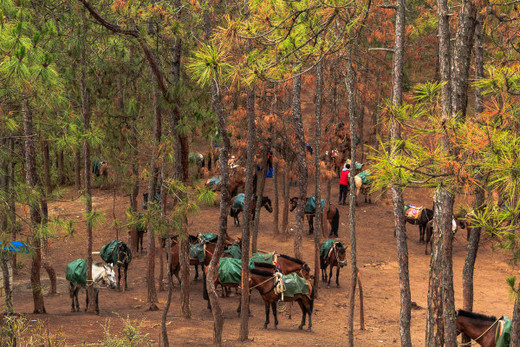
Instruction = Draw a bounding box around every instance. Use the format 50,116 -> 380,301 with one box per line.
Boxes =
339,163 -> 350,205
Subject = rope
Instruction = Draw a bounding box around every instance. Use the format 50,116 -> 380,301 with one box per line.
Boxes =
458,317 -> 501,347
249,275 -> 274,292
273,272 -> 286,301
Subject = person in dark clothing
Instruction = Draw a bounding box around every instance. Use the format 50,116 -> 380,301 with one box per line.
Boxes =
338,163 -> 350,205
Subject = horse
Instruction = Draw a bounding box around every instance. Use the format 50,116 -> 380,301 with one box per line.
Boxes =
404,207 -> 434,243
69,262 -> 117,315
289,197 -> 340,236
330,149 -> 347,177
249,268 -> 314,330
320,241 -> 347,288
424,218 -> 459,255
134,212 -> 147,254
230,194 -> 273,226
354,174 -> 372,205
100,241 -> 132,292
456,309 -> 504,347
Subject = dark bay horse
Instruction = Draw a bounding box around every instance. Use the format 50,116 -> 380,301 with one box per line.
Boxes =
456,309 -> 504,347
290,197 -> 340,236
114,242 -> 131,292
169,240 -> 216,283
404,206 -> 433,243
249,268 -> 314,330
230,194 -> 273,226
424,218 -> 459,255
320,241 -> 347,287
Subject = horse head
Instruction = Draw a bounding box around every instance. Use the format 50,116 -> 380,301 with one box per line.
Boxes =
262,197 -> 273,213
289,197 -> 299,212
102,264 -> 117,289
335,243 -> 347,268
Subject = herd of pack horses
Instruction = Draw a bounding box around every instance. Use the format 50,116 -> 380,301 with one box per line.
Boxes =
63,135 -> 503,345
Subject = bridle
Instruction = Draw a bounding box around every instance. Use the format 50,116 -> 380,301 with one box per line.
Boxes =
332,242 -> 347,267
457,316 -> 501,346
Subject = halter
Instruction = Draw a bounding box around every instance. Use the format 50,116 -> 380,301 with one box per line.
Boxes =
332,242 -> 347,267
457,316 -> 501,346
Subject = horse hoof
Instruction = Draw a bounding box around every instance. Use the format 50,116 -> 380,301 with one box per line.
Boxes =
298,325 -> 303,330
264,324 -> 268,329
327,285 -> 330,289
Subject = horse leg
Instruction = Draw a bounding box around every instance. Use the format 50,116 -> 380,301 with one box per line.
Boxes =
123,264 -> 128,292
419,224 -> 425,243
85,287 -> 89,312
306,298 -> 312,331
264,301 -> 270,329
328,265 -> 333,288
308,215 -> 314,234
298,299 -> 306,330
272,302 -> 278,329
336,266 -> 340,287
117,265 -> 122,290
320,259 -> 327,282
74,288 -> 80,312
95,288 -> 100,315
194,264 -> 199,280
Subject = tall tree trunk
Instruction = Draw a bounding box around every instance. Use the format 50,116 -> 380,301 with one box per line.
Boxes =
251,152 -> 267,253
282,161 -> 290,234
75,149 -> 81,190
273,160 -> 280,236
23,101 -> 46,314
8,139 -> 17,270
146,66 -> 161,311
80,19 -> 96,312
390,0 -> 412,344
451,0 -> 477,120
346,46 -> 358,347
161,229 -> 175,347
40,197 -> 57,295
0,253 -> 13,315
512,292 -> 520,345
313,60 -> 323,298
57,150 -> 65,186
206,77 -> 231,346
239,85 -> 256,341
291,73 -> 307,260
41,140 -> 52,194
129,122 -> 139,254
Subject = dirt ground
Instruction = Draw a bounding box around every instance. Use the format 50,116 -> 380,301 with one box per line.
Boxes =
8,179 -> 517,346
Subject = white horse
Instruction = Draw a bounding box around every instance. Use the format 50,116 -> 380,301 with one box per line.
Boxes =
69,262 -> 116,314
354,175 -> 372,205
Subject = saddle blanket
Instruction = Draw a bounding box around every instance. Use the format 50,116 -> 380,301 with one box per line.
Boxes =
232,193 -> 246,210
66,259 -> 87,285
304,196 -> 326,214
218,258 -> 242,284
320,239 -> 336,259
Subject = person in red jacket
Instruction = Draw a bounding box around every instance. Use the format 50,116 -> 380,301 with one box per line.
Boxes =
339,163 -> 350,205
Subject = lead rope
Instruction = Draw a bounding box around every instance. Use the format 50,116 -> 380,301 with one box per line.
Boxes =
458,317 -> 501,347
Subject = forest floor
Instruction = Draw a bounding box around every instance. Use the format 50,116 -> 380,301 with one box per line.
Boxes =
8,179 -> 518,346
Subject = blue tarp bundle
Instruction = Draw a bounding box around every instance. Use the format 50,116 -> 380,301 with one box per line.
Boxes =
0,241 -> 29,253
304,196 -> 326,214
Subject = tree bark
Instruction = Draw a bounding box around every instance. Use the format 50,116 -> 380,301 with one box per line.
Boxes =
206,77 -> 231,346
251,151 -> 267,253
346,46 -> 358,346
512,292 -> 520,345
75,149 -> 81,190
41,140 -> 52,194
129,122 -> 139,254
314,60 -> 323,299
282,160 -> 290,234
390,0 -> 412,344
161,230 -> 174,347
40,197 -> 57,295
291,73 -> 307,260
473,15 -> 484,115
239,85 -> 256,341
23,101 -> 46,314
273,160 -> 279,236
146,65 -> 161,311
57,149 -> 65,185
451,0 -> 477,120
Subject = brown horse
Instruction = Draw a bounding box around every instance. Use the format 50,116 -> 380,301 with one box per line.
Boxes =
456,309 -> 503,347
249,268 -> 314,330
230,194 -> 273,226
169,241 -> 216,283
320,241 -> 347,288
354,174 -> 372,205
289,197 -> 340,236
424,218 -> 459,255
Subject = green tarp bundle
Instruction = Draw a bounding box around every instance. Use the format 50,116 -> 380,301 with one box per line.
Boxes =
218,258 -> 242,284
282,272 -> 309,297
200,233 -> 218,243
320,239 -> 336,259
232,193 -> 245,210
92,159 -> 105,176
304,196 -> 326,214
100,240 -> 131,265
66,259 -> 87,285
190,243 -> 205,262
248,252 -> 274,269
224,244 -> 241,259
356,170 -> 371,185
208,177 -> 221,187
496,316 -> 511,347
